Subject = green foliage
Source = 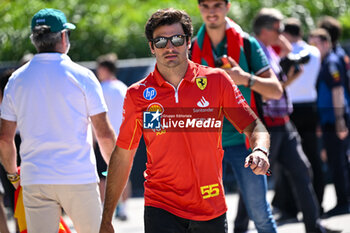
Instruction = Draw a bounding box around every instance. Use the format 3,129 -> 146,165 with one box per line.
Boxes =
0,0 -> 349,62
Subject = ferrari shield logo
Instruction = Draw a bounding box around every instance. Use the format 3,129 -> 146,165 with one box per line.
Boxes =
196,77 -> 207,90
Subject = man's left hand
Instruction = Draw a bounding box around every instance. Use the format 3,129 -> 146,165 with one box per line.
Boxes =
244,151 -> 270,175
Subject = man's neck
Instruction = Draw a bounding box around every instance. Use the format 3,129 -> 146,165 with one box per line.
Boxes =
256,35 -> 269,47
100,76 -> 117,82
321,50 -> 330,61
206,24 -> 226,48
157,60 -> 189,88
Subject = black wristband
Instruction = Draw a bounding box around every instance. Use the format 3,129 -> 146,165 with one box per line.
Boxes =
247,74 -> 256,88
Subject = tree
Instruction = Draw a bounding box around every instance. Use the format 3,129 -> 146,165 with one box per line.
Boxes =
0,0 -> 349,62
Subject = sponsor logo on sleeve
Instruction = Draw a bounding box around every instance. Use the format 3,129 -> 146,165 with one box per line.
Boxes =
329,63 -> 340,82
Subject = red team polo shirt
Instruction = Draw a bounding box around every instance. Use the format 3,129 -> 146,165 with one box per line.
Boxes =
117,61 -> 256,221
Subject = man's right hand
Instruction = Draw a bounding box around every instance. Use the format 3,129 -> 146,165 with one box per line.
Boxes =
336,118 -> 348,140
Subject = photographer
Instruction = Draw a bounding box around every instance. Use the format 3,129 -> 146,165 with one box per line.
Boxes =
277,18 -> 325,219
253,8 -> 333,233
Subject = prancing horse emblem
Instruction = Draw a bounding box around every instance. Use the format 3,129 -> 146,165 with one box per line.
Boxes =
196,77 -> 207,90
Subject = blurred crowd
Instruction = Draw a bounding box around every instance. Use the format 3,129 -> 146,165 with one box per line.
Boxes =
0,2 -> 350,233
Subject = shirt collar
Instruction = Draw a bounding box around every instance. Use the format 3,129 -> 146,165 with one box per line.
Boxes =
33,53 -> 71,61
153,60 -> 200,86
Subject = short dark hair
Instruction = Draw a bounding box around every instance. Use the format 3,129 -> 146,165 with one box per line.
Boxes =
145,8 -> 193,42
30,25 -> 63,52
309,28 -> 331,43
284,18 -> 302,37
253,8 -> 284,36
317,16 -> 342,45
96,53 -> 118,74
198,0 -> 228,4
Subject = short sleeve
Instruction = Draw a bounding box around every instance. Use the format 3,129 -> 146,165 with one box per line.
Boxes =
221,71 -> 257,133
325,61 -> 343,88
85,70 -> 108,116
249,37 -> 270,75
1,76 -> 17,122
116,90 -> 143,150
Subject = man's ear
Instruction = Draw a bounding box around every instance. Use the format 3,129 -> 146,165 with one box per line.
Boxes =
226,2 -> 231,11
187,37 -> 192,49
149,41 -> 155,55
61,31 -> 66,46
59,31 -> 67,52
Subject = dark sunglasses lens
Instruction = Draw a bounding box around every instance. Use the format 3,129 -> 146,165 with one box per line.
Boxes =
154,38 -> 167,48
171,36 -> 185,47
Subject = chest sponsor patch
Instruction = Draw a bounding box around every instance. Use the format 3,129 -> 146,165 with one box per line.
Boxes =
196,77 -> 207,90
143,87 -> 157,100
197,96 -> 209,108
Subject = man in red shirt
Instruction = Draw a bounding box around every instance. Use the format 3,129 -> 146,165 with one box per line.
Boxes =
99,8 -> 271,233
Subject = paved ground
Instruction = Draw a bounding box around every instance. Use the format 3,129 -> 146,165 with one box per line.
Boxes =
6,184 -> 350,233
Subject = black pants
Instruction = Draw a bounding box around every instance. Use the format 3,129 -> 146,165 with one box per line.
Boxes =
268,121 -> 320,232
291,103 -> 325,207
273,103 -> 325,216
144,206 -> 227,233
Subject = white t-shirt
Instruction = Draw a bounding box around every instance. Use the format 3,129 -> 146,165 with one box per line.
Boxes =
287,40 -> 321,104
0,104 -> 3,193
1,53 -> 107,185
101,80 -> 127,136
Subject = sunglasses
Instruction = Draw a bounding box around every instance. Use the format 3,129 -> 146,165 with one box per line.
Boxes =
152,34 -> 187,49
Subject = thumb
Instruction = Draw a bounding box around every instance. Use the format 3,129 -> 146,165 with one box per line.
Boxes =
227,56 -> 238,67
244,155 -> 252,168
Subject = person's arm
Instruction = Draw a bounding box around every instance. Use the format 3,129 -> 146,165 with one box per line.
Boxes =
332,86 -> 348,140
0,119 -> 19,188
242,119 -> 270,175
220,69 -> 270,174
248,68 -> 283,99
225,57 -> 283,100
91,112 -> 117,165
99,146 -> 136,233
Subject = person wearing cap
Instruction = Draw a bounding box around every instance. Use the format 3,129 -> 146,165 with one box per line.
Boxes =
191,0 -> 281,232
0,8 -> 116,233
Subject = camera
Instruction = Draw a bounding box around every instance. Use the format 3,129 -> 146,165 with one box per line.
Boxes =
214,55 -> 232,68
279,50 -> 310,75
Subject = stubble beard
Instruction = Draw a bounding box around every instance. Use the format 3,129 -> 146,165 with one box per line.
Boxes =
206,23 -> 222,30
